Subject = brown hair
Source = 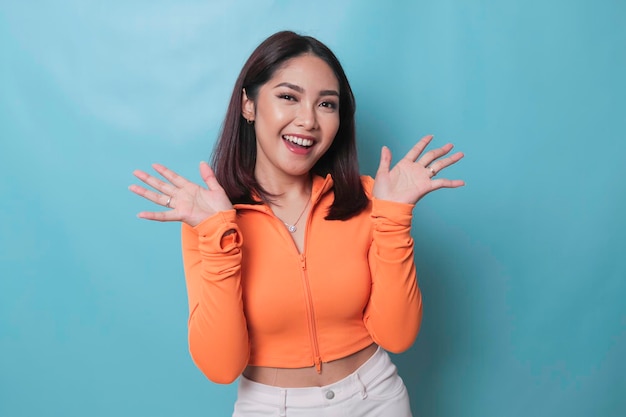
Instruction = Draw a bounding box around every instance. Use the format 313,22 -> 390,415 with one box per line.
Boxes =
211,31 -> 368,220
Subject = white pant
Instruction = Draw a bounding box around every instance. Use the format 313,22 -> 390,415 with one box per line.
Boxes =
232,347 -> 412,417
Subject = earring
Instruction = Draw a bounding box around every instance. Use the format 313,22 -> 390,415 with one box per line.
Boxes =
246,119 -> 254,125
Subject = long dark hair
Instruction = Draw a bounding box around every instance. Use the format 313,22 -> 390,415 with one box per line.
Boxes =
211,31 -> 368,220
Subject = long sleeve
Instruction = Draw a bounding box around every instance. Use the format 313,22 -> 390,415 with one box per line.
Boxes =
181,210 -> 249,384
364,198 -> 423,353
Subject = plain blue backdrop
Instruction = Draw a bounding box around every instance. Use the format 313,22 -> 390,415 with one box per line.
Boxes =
1,1 -> 624,416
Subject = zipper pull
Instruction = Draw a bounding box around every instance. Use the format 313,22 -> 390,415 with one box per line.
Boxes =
301,254 -> 306,270
315,356 -> 322,374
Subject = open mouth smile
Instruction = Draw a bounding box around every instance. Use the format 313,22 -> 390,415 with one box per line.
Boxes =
283,135 -> 314,148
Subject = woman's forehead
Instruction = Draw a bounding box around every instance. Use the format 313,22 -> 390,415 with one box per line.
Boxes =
268,54 -> 339,92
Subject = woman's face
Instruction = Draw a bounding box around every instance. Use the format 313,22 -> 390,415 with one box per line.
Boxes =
243,54 -> 340,182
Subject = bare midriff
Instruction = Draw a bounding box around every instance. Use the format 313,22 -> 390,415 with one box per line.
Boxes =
242,343 -> 378,388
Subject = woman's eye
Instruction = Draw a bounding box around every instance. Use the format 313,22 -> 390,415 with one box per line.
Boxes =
278,94 -> 296,101
320,101 -> 338,110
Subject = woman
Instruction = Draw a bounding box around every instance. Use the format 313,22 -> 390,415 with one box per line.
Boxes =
130,31 -> 464,416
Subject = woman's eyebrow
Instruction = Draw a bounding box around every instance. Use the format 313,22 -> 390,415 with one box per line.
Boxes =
274,82 -> 304,93
319,89 -> 339,97
274,82 -> 339,97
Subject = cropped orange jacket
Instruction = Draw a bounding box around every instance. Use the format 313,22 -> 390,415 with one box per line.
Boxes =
181,175 -> 422,384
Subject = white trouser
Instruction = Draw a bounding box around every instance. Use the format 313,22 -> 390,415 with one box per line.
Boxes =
232,347 -> 412,417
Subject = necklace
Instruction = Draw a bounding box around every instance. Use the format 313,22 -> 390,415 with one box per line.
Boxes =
280,197 -> 310,233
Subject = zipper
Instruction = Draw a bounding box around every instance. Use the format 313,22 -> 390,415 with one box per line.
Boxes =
299,184 -> 326,374
300,253 -> 323,373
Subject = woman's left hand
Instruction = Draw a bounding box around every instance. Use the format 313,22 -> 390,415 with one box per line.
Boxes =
373,135 -> 465,205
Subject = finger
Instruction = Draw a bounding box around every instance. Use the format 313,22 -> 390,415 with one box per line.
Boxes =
133,169 -> 177,196
376,146 -> 392,175
428,151 -> 464,175
199,161 -> 222,191
404,135 -> 434,162
136,210 -> 182,222
152,163 -> 189,189
128,184 -> 172,207
418,143 -> 454,167
430,178 -> 466,189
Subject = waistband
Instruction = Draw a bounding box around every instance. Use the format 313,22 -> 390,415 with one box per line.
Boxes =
236,346 -> 395,409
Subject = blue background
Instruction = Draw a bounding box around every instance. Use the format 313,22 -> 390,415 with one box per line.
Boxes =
1,1 -> 624,416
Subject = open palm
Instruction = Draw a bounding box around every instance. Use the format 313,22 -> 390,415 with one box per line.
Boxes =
129,162 -> 233,227
373,135 -> 465,205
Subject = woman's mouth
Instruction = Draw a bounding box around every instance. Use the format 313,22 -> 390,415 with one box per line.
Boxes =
283,135 -> 314,148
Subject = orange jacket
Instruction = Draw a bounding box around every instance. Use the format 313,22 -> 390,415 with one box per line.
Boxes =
181,175 -> 422,384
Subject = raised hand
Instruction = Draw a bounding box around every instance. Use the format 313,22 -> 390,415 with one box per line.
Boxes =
373,135 -> 465,205
129,162 -> 233,227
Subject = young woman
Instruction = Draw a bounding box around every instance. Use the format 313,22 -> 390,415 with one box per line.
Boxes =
130,31 -> 464,416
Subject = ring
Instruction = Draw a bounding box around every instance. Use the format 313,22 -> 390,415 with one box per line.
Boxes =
428,166 -> 437,177
165,196 -> 172,208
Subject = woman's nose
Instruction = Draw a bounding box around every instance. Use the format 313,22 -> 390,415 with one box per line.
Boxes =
295,105 -> 318,130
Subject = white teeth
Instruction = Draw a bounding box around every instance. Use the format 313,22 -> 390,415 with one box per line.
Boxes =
283,135 -> 313,147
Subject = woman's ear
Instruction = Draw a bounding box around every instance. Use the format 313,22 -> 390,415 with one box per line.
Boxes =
241,88 -> 255,123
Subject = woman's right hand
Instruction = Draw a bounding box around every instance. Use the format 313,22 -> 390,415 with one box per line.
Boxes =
129,162 -> 233,227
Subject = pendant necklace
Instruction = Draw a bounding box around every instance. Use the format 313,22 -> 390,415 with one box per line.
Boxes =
280,197 -> 310,233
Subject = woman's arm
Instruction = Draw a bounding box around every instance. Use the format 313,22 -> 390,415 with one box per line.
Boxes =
364,135 -> 464,351
130,162 -> 248,383
182,211 -> 250,384
364,191 -> 422,352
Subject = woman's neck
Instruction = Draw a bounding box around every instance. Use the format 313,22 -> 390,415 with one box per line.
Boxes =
256,172 -> 312,204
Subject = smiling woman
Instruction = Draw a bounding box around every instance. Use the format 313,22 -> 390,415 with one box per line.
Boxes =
129,30 -> 464,416
242,54 -> 341,183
